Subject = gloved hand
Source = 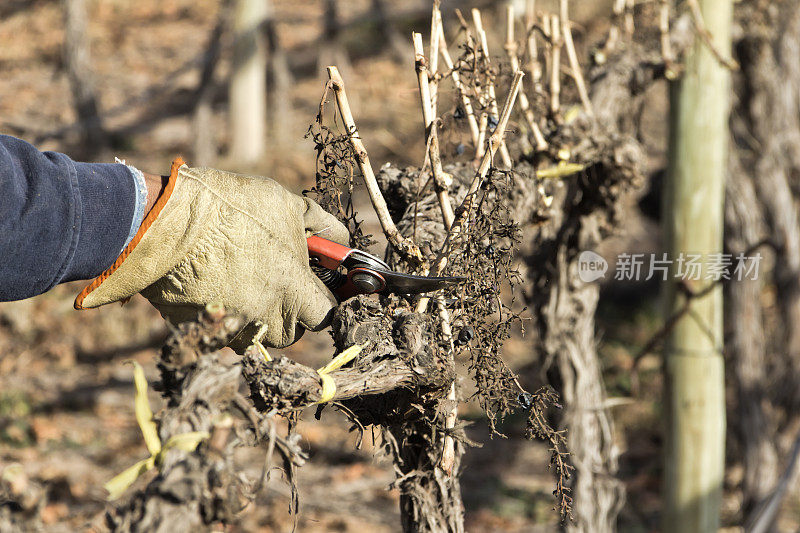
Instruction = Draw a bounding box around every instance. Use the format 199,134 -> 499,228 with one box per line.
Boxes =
75,159 -> 350,350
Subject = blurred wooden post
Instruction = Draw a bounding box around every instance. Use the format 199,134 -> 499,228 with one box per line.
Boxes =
229,0 -> 267,163
264,1 -> 293,144
662,0 -> 732,530
63,0 -> 107,157
193,1 -> 229,167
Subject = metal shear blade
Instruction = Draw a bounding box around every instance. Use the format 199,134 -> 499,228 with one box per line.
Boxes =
370,267 -> 463,294
307,235 -> 464,299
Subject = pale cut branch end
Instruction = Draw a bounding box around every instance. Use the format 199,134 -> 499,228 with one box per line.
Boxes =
505,3 -> 548,151
412,32 -> 455,229
549,14 -> 562,116
560,1 -> 594,116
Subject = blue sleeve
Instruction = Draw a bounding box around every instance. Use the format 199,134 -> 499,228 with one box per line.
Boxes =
0,134 -> 137,301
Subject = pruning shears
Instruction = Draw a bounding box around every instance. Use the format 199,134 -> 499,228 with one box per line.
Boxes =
307,235 -> 464,301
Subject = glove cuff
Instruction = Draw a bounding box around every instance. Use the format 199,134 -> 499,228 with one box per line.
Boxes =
74,157 -> 185,310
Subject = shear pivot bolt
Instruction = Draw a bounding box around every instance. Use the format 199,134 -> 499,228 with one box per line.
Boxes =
352,272 -> 382,293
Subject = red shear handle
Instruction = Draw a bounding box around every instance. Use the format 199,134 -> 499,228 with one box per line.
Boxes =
307,235 -> 353,270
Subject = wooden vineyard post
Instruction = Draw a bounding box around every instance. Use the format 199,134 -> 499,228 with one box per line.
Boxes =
229,0 -> 267,163
662,0 -> 733,530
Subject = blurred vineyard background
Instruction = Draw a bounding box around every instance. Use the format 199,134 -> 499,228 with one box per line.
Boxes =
1,0 -> 800,532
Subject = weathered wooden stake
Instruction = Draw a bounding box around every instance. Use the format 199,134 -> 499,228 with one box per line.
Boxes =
662,0 -> 732,530
229,0 -> 267,163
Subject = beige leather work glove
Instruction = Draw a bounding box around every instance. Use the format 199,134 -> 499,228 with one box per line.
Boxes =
75,158 -> 349,350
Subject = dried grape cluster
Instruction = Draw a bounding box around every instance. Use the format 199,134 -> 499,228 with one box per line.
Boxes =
441,169 -> 574,521
442,169 -> 527,431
